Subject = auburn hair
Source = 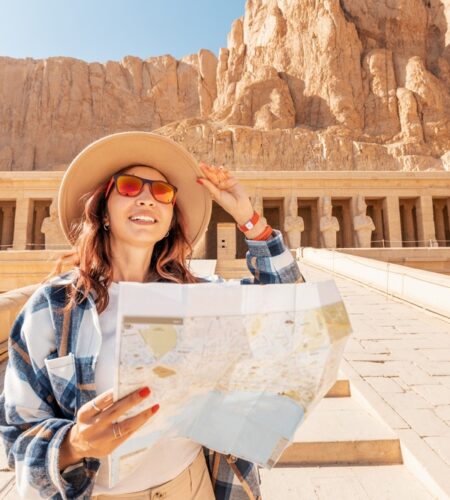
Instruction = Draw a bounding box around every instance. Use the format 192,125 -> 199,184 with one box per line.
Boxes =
43,166 -> 202,314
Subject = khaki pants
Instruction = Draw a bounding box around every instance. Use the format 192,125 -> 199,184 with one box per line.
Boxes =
92,451 -> 215,499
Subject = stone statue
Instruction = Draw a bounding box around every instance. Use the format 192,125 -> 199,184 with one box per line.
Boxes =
283,196 -> 304,248
353,195 -> 375,248
41,199 -> 69,249
320,196 -> 339,248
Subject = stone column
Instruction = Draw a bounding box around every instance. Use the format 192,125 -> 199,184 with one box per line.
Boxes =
1,205 -> 15,250
372,204 -> 384,245
342,202 -> 353,247
434,201 -> 446,247
403,204 -> 416,247
12,197 -> 33,250
382,196 -> 402,247
34,205 -> 48,250
446,199 -> 450,243
416,195 -> 436,247
311,201 -> 319,248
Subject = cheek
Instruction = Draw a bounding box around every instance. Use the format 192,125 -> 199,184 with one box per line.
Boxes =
166,208 -> 175,226
107,197 -> 130,224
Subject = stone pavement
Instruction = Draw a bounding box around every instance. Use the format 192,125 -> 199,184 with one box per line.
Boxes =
299,262 -> 450,495
260,464 -> 435,499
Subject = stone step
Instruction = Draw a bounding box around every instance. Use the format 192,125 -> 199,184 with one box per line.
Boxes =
278,396 -> 402,467
260,465 -> 435,499
325,379 -> 350,398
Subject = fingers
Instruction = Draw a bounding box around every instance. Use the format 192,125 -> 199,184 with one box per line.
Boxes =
199,163 -> 231,183
101,387 -> 152,424
197,177 -> 221,199
100,404 -> 159,454
198,163 -> 237,193
71,388 -> 159,460
114,404 -> 160,439
80,389 -> 114,421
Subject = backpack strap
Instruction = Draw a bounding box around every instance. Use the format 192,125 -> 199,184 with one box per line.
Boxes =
59,292 -> 72,357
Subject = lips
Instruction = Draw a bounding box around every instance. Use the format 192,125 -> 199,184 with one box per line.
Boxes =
129,219 -> 156,225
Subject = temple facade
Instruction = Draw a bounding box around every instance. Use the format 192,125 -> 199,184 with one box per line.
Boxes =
1,171 -> 449,260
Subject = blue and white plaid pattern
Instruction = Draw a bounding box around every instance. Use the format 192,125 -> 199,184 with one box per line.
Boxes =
0,229 -> 303,499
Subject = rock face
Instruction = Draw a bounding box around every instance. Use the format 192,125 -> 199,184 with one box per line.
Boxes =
0,0 -> 449,172
0,53 -> 214,170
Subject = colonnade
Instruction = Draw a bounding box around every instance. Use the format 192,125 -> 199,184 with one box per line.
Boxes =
0,175 -> 449,258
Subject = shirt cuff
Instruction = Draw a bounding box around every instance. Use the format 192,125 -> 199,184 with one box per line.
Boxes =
245,228 -> 282,256
48,422 -> 99,499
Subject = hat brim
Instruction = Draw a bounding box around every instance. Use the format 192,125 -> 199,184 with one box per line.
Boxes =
58,131 -> 212,249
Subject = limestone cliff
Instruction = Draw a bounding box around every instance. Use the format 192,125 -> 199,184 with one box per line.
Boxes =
1,0 -> 449,171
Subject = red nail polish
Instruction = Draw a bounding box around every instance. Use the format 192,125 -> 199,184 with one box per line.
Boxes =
151,404 -> 160,414
139,387 -> 150,398
196,179 -> 204,185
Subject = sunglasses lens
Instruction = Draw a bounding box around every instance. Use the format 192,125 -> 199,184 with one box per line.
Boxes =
112,175 -> 175,203
152,181 -> 175,203
116,175 -> 143,196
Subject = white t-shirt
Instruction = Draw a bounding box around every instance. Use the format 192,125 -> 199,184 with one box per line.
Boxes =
92,281 -> 201,495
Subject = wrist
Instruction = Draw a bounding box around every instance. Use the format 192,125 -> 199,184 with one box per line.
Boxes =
244,219 -> 268,239
60,428 -> 84,470
234,207 -> 256,228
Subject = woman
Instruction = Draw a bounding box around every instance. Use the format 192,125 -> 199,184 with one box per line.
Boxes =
0,132 -> 303,500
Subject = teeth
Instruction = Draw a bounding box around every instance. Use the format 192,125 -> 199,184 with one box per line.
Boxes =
129,216 -> 156,222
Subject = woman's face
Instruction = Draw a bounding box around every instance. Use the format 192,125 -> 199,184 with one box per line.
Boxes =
105,165 -> 174,248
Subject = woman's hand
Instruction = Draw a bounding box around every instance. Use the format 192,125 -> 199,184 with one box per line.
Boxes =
197,163 -> 254,226
59,387 -> 159,469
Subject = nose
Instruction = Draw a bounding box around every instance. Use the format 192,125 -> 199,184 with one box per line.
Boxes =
136,183 -> 156,206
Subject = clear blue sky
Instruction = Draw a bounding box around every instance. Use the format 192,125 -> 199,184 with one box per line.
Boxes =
0,1 -> 246,62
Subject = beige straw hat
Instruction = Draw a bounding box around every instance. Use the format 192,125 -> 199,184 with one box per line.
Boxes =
58,131 -> 212,248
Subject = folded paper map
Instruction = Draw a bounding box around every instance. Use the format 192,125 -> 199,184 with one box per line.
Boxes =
108,279 -> 352,487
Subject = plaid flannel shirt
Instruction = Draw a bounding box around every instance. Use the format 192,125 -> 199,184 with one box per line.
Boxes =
0,229 -> 304,499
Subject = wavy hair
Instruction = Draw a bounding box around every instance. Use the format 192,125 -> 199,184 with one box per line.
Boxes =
43,166 -> 202,314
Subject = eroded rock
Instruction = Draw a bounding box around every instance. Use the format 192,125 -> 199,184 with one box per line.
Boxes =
0,0 -> 449,172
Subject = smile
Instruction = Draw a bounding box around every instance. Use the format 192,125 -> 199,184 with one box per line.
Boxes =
128,216 -> 157,225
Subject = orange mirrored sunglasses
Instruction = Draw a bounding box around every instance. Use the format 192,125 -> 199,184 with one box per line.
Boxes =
105,174 -> 177,205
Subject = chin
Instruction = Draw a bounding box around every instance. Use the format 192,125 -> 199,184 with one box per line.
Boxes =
121,230 -> 165,246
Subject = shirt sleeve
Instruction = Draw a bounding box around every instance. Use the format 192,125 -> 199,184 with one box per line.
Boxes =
241,228 -> 305,284
0,288 -> 98,499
